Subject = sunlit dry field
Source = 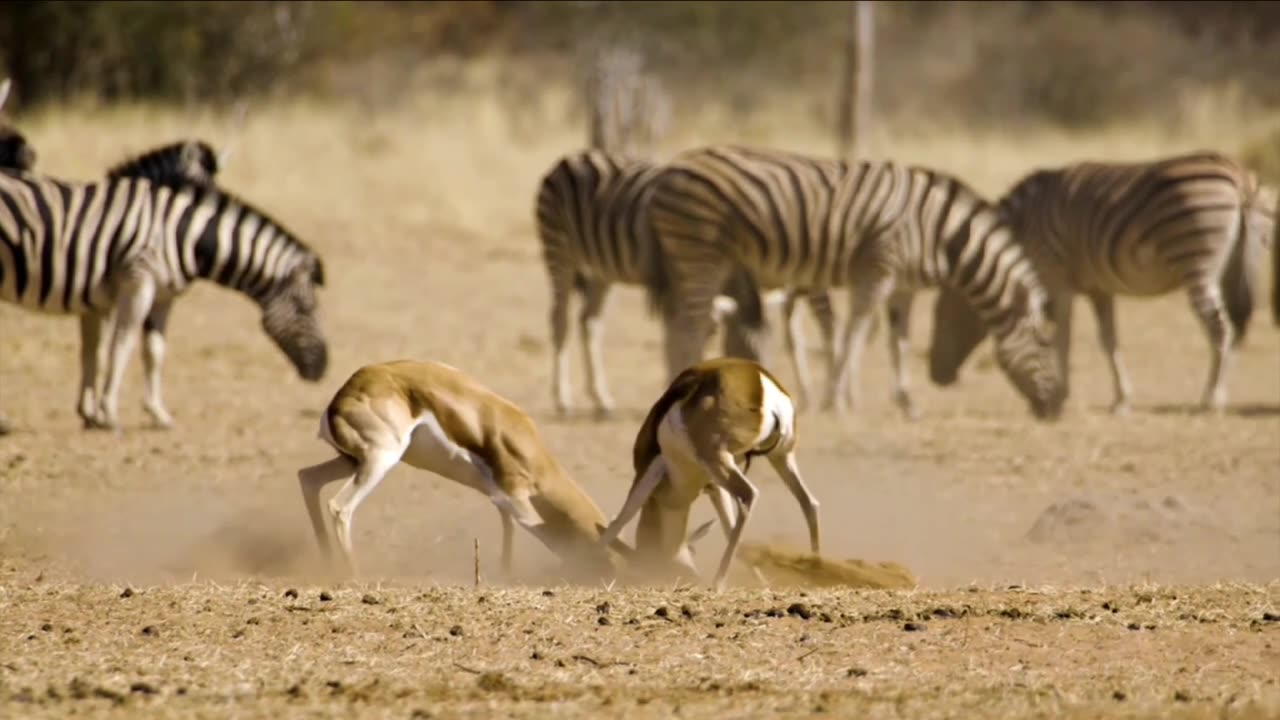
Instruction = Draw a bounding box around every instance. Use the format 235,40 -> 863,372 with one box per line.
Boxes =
1,79 -> 1278,717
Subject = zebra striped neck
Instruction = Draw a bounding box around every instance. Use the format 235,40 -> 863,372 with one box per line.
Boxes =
940,200 -> 1045,339
174,184 -> 317,304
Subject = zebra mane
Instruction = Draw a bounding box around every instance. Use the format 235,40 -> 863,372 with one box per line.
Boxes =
106,140 -> 219,188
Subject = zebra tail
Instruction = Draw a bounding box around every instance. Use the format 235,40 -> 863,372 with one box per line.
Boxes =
1222,190 -> 1262,346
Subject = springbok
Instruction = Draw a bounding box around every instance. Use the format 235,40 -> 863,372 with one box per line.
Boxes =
600,357 -> 822,590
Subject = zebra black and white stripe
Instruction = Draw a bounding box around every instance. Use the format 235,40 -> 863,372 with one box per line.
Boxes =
0,166 -> 329,432
648,144 -> 1066,420
927,150 -> 1278,414
534,148 -> 843,416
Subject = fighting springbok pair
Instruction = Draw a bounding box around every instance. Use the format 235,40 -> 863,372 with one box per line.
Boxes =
297,357 -> 821,590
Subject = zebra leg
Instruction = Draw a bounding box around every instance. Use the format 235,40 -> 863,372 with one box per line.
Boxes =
1051,291 -> 1075,405
77,310 -> 111,429
662,265 -> 730,381
781,290 -> 813,412
804,290 -> 839,408
885,289 -> 920,421
578,279 -> 616,418
548,273 -> 574,416
96,273 -> 157,432
141,298 -> 175,429
1188,282 -> 1233,414
1087,292 -> 1133,415
827,277 -> 893,414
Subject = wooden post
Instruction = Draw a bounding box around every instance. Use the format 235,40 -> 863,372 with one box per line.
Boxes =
835,0 -> 875,162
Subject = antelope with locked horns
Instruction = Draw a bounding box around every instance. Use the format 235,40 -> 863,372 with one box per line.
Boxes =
600,357 -> 822,591
297,360 -> 710,582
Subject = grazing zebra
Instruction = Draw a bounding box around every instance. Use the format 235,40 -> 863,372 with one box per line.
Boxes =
648,144 -> 1065,421
535,148 -> 847,417
0,166 -> 329,432
927,151 -> 1278,414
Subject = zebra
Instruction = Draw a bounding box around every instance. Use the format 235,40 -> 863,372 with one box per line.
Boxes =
0,166 -> 329,433
647,144 -> 1066,421
536,148 -> 852,417
0,139 -> 232,435
926,151 -> 1278,415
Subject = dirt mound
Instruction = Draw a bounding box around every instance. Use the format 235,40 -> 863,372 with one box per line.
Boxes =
731,542 -> 917,590
1026,494 -> 1228,546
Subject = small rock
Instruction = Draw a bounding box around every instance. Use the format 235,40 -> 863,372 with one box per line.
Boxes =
318,591 -> 333,602
283,588 -> 298,600
530,650 -> 543,660
129,682 -> 158,695
847,667 -> 869,678
595,601 -> 611,615
681,604 -> 696,619
361,594 -> 380,606
1112,690 -> 1126,701
1126,622 -> 1141,631
1174,690 -> 1191,702
597,616 -> 611,626
286,683 -> 304,698
477,672 -> 513,693
120,588 -> 134,599
654,606 -> 670,619
787,603 -> 813,620
141,625 -> 159,637
40,623 -> 52,632
449,625 -> 464,637
903,622 -> 926,632
542,590 -> 555,597
1262,612 -> 1279,622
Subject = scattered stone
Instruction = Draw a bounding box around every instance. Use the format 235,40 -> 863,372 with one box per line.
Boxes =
847,667 -> 869,678
1174,690 -> 1191,702
284,588 -> 298,600
449,625 -> 464,637
787,603 -> 813,620
477,672 -> 513,693
1262,612 -> 1279,622
542,590 -> 555,597
1127,622 -> 1141,631
654,606 -> 670,619
129,682 -> 158,695
903,622 -> 926,632
597,616 -> 611,626
141,625 -> 159,637
595,601 -> 611,615
681,604 -> 696,620
120,588 -> 134,599
318,591 -> 333,602
40,623 -> 52,632
361,594 -> 380,606
1112,690 -> 1127,701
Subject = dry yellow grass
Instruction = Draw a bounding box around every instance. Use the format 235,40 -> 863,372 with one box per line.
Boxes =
0,75 -> 1277,717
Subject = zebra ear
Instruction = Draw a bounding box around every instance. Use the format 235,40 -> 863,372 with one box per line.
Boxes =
217,100 -> 250,169
0,79 -> 10,112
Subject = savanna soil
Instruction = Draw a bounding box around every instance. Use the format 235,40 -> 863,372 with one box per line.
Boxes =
1,96 -> 1277,717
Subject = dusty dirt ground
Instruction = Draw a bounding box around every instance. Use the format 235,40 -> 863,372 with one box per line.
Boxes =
0,102 -> 1277,717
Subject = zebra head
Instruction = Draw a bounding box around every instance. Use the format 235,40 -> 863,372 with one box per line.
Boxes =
989,284 -> 1065,420
928,284 -> 989,386
260,255 -> 329,382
